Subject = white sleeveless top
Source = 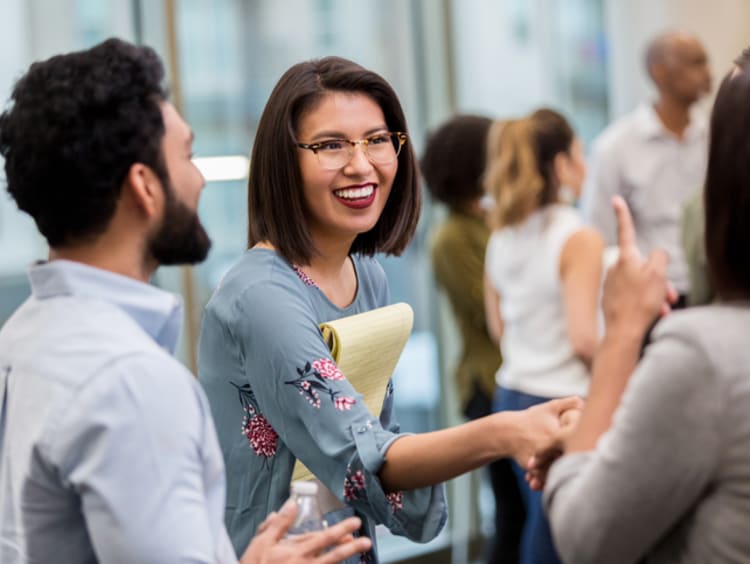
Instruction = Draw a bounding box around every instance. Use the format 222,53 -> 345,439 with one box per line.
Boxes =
486,204 -> 590,398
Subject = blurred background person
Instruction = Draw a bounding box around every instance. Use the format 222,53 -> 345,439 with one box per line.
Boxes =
542,50 -> 750,563
421,114 -> 524,564
581,30 -> 712,307
484,109 -> 603,564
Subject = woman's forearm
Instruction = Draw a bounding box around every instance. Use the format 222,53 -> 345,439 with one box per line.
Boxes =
378,412 -> 523,491
566,329 -> 642,453
379,394 -> 582,491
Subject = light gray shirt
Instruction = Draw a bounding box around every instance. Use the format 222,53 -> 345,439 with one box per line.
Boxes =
0,260 -> 237,563
580,104 -> 707,294
544,305 -> 750,564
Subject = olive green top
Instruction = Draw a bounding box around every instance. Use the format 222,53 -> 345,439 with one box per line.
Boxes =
430,211 -> 501,408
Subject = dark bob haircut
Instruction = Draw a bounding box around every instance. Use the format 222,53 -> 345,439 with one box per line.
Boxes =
704,68 -> 750,300
420,114 -> 492,211
247,56 -> 421,265
0,38 -> 169,247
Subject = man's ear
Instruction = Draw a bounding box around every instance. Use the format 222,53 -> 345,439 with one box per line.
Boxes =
124,163 -> 162,217
649,62 -> 667,88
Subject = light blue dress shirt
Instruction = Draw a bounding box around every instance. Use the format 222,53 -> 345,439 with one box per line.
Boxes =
198,249 -> 447,564
0,260 -> 237,564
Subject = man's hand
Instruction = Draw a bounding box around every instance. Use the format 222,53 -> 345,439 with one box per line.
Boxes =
240,501 -> 372,564
509,396 -> 584,469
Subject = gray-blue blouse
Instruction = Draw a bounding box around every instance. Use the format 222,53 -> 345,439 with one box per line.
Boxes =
198,249 -> 447,563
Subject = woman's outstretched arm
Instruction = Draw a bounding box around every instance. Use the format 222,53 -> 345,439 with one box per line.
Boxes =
379,396 -> 582,492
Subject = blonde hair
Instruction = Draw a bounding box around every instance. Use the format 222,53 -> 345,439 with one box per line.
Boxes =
484,108 -> 574,229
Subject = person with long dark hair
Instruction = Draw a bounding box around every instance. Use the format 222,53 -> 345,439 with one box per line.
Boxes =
539,52 -> 750,563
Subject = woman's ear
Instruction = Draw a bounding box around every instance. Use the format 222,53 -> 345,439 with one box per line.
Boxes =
123,163 -> 163,217
553,151 -> 571,187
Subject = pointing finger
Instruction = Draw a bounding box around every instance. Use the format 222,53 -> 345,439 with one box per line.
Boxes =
612,195 -> 640,260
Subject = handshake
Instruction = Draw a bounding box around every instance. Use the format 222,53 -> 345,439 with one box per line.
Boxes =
502,396 -> 584,492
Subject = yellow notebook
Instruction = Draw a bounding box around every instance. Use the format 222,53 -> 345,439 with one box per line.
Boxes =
291,302 -> 414,483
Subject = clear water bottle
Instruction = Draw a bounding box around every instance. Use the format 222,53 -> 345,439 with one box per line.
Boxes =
285,480 -> 327,538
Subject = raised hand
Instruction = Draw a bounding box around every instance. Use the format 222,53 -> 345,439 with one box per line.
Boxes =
240,501 -> 372,564
603,196 -> 675,337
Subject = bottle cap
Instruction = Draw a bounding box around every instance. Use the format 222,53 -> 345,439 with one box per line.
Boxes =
291,480 -> 319,496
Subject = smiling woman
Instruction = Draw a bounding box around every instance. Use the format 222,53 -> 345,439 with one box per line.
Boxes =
196,56 -> 580,564
295,92 -> 398,246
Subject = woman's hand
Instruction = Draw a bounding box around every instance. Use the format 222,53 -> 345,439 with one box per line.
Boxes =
509,396 -> 584,469
525,407 -> 582,491
602,196 -> 676,340
240,501 -> 372,564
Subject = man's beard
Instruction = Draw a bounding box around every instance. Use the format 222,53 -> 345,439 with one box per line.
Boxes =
148,186 -> 212,266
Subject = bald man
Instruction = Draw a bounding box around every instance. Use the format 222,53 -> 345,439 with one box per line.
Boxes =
581,31 -> 712,307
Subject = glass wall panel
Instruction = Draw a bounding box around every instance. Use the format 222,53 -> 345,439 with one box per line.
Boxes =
451,0 -> 608,144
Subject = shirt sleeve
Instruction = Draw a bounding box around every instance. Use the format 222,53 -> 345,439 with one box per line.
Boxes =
232,282 -> 446,543
543,319 -> 721,564
41,353 -> 236,564
580,138 -> 622,246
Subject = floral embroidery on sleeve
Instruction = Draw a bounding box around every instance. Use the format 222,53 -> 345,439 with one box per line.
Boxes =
312,358 -> 344,380
344,465 -> 402,511
385,491 -> 404,513
285,358 -> 357,411
230,382 -> 278,459
343,466 -> 367,502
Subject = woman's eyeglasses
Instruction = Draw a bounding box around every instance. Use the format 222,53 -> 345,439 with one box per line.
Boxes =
296,132 -> 407,170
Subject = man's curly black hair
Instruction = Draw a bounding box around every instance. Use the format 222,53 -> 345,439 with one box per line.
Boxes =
0,37 -> 169,246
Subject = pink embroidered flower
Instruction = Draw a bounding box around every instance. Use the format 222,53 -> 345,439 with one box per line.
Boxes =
334,396 -> 356,411
244,414 -> 278,458
298,381 -> 321,408
344,469 -> 366,501
385,491 -> 404,513
312,358 -> 345,381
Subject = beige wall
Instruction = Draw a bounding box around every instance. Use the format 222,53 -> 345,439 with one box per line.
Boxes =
604,0 -> 750,119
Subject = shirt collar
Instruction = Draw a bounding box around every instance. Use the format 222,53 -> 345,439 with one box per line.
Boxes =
28,260 -> 184,354
635,102 -> 708,142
